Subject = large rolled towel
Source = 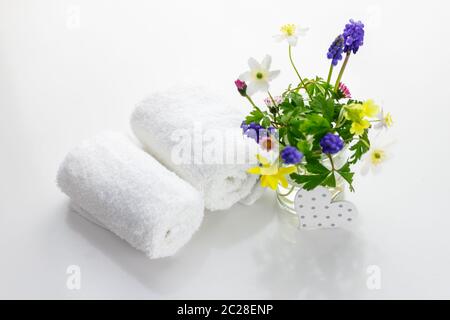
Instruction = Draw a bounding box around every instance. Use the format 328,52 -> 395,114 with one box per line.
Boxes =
57,132 -> 204,259
130,85 -> 259,211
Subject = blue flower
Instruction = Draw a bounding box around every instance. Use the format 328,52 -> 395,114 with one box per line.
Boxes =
320,133 -> 344,154
240,121 -> 250,133
241,122 -> 274,143
342,19 -> 365,54
327,35 -> 344,66
280,146 -> 303,165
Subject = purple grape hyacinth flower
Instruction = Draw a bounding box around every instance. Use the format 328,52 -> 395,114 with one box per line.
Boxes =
342,19 -> 365,54
244,122 -> 262,142
320,133 -> 344,154
241,122 -> 275,144
240,121 -> 249,133
327,35 -> 344,66
281,146 -> 303,165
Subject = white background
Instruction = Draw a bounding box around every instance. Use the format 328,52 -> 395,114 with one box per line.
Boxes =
1,0 -> 450,299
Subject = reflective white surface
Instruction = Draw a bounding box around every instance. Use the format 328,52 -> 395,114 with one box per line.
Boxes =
1,0 -> 450,299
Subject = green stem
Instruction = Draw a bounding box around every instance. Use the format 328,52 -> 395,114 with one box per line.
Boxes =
288,45 -> 303,83
247,93 -> 281,128
245,95 -> 263,114
267,91 -> 278,124
327,153 -> 336,171
334,107 -> 347,128
351,136 -> 370,148
282,80 -> 313,96
267,91 -> 278,107
334,51 -> 351,93
325,63 -> 334,98
277,184 -> 296,197
288,45 -> 311,99
360,138 -> 370,148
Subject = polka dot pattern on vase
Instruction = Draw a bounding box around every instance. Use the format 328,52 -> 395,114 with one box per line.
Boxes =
293,186 -> 358,230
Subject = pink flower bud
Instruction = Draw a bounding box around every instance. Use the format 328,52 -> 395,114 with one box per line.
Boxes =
234,79 -> 247,96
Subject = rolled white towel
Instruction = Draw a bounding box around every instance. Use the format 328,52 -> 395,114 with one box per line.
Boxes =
239,181 -> 265,206
130,85 -> 259,211
57,132 -> 204,259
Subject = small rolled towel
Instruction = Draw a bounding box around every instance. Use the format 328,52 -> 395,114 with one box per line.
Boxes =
57,132 -> 204,259
130,85 -> 258,211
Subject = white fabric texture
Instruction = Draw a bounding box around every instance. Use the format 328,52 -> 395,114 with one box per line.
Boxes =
239,181 -> 265,206
57,132 -> 204,259
130,85 -> 259,211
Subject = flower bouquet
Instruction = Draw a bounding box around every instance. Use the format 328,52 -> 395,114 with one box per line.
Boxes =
235,20 -> 393,214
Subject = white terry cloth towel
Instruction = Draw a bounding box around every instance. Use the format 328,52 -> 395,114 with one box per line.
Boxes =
57,132 -> 204,259
130,85 -> 259,211
239,181 -> 265,206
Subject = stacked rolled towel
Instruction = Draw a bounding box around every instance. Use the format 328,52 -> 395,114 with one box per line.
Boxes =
57,132 -> 204,259
131,85 -> 259,211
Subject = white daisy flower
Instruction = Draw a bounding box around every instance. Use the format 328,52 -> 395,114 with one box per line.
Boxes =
361,138 -> 395,175
238,55 -> 280,96
273,24 -> 309,47
374,109 -> 393,130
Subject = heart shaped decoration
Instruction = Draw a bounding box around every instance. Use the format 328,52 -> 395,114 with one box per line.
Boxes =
294,186 -> 358,230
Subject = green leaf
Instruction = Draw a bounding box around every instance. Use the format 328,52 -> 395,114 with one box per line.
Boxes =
291,173 -> 326,190
279,110 -> 296,125
337,120 -> 354,142
337,162 -> 355,192
290,159 -> 336,190
310,96 -> 335,122
278,93 -> 306,126
304,160 -> 329,174
322,172 -> 336,187
278,127 -> 288,145
261,117 -> 271,128
245,109 -> 264,124
312,81 -> 326,96
349,130 -> 370,164
306,81 -> 315,96
286,128 -> 300,146
290,171 -> 336,190
288,91 -> 304,109
303,151 -> 321,164
299,114 -> 331,136
244,109 -> 272,128
296,140 -> 311,155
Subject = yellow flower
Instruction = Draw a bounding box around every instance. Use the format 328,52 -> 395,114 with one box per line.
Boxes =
247,155 -> 297,190
345,100 -> 380,136
384,113 -> 393,127
280,24 -> 296,36
361,99 -> 380,118
344,103 -> 364,122
374,109 -> 393,129
350,119 -> 370,135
